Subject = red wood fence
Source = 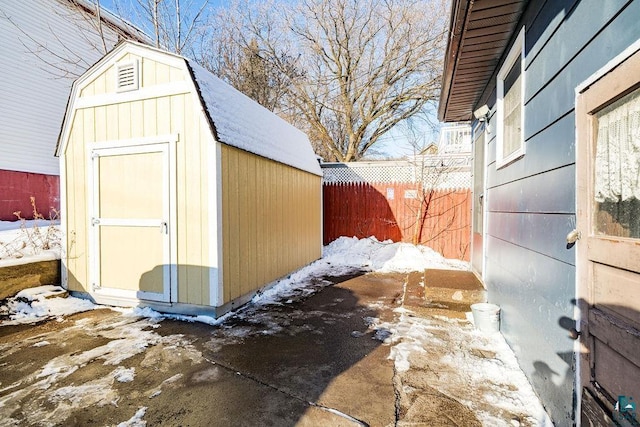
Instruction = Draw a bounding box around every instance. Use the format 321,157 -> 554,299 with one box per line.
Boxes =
323,183 -> 471,260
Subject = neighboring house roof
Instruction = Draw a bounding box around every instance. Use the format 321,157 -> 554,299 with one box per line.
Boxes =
56,41 -> 322,177
438,0 -> 528,122
67,0 -> 150,44
419,143 -> 439,155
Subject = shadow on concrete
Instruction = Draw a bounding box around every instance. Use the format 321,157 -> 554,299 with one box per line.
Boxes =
144,270 -> 398,426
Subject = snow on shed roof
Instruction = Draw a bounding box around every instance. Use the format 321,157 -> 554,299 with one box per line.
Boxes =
187,60 -> 322,176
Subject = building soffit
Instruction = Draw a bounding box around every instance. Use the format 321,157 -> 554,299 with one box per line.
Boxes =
438,0 -> 528,122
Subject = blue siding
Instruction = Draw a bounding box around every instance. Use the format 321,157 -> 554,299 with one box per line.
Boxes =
525,1 -> 640,138
487,212 -> 575,265
481,0 -> 640,425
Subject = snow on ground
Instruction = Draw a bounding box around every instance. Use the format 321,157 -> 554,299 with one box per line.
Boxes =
373,308 -> 553,426
0,219 -> 61,265
117,407 -> 147,427
1,287 -> 97,325
254,236 -> 467,306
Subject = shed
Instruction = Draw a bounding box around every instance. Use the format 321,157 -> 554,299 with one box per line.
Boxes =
56,41 -> 323,317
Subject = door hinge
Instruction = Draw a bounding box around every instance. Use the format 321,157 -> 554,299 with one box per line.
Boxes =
91,218 -> 100,226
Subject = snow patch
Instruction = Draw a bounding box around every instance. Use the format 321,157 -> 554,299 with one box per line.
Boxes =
373,312 -> 553,426
117,407 -> 147,427
2,295 -> 96,325
322,236 -> 468,272
0,220 -> 61,264
114,367 -> 136,383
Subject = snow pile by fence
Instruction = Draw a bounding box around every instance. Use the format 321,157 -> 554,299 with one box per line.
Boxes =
322,236 -> 468,272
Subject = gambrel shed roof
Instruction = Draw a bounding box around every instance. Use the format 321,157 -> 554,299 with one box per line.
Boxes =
56,41 -> 322,177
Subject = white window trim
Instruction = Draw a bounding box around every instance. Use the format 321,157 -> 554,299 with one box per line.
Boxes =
496,27 -> 525,169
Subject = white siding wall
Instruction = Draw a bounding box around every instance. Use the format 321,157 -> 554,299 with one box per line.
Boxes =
0,0 -> 123,175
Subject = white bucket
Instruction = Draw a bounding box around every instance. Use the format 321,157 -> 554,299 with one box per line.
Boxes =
470,303 -> 500,333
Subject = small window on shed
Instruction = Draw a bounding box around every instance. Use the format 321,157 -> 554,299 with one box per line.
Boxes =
116,60 -> 139,92
496,28 -> 525,168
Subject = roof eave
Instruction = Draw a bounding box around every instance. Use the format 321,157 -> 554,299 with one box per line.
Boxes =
438,0 -> 472,122
438,0 -> 529,123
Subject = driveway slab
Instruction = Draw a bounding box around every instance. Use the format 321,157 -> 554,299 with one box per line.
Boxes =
0,269 -> 550,426
0,272 -> 400,426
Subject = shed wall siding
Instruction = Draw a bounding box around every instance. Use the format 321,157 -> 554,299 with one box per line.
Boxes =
63,57 -> 212,306
220,145 -> 322,305
482,1 -> 640,424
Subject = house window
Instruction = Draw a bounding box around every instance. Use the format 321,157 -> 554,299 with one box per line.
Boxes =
496,28 -> 525,168
594,87 -> 640,238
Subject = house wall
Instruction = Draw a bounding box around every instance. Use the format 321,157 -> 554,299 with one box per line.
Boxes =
62,54 -> 214,306
0,0 -> 124,219
220,144 -> 322,305
0,170 -> 59,221
480,1 -> 640,424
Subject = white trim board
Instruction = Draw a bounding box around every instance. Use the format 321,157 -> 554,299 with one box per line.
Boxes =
575,38 -> 640,95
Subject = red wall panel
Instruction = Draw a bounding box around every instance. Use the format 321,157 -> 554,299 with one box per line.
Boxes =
0,170 -> 60,221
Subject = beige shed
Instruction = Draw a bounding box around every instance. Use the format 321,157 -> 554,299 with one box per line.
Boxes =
56,41 -> 322,317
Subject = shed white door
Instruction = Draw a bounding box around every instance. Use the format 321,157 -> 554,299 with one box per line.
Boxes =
576,47 -> 640,426
90,142 -> 172,302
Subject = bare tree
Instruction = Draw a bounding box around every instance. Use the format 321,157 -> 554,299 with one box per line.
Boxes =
197,1 -> 301,113
398,121 -> 471,256
117,0 -> 209,55
263,0 -> 446,161
199,0 -> 447,161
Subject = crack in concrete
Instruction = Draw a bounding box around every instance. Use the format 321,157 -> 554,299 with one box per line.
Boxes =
392,364 -> 402,426
202,355 -> 369,426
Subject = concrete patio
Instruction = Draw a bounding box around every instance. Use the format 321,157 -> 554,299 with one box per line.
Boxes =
0,269 -> 548,426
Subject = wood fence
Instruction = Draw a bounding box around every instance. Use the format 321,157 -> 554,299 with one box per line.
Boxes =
322,179 -> 471,261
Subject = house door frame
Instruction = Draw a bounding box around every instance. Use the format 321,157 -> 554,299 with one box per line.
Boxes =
576,42 -> 640,426
87,135 -> 178,304
471,121 -> 487,279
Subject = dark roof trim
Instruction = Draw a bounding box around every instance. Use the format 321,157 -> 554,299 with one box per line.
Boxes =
438,0 -> 528,122
438,0 -> 474,122
64,0 -> 151,44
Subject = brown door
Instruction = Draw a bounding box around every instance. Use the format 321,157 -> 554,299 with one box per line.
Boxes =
576,46 -> 640,426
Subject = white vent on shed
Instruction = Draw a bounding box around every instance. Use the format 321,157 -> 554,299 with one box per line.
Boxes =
116,60 -> 139,92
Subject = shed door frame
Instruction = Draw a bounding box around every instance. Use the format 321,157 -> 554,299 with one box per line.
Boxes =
576,43 -> 640,425
87,135 -> 178,303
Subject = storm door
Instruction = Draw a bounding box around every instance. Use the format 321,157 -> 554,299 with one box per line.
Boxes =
89,142 -> 172,302
576,47 -> 640,426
